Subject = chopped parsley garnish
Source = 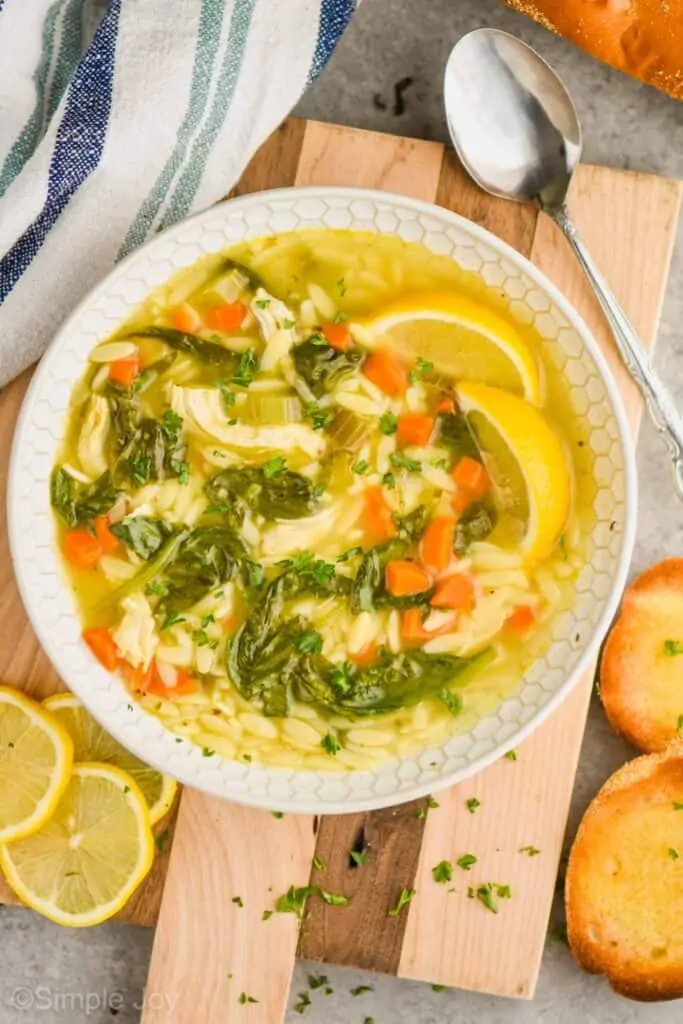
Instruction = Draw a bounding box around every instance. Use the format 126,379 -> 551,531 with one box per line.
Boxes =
432,860 -> 453,884
276,885 -> 316,917
665,640 -> 683,656
202,747 -> 215,758
293,992 -> 311,1014
350,850 -> 368,866
388,887 -> 416,917
321,732 -> 341,755
145,579 -> 169,597
329,661 -> 353,693
456,853 -> 477,871
505,749 -> 518,761
313,483 -> 325,497
472,883 -> 498,914
263,455 -> 287,478
221,386 -> 236,410
161,610 -> 185,631
243,754 -> 252,763
193,629 -> 217,649
272,811 -> 284,819
669,847 -> 680,860
306,403 -> 336,430
123,785 -> 131,795
200,613 -> 215,628
308,975 -> 328,990
232,348 -> 259,387
238,993 -> 258,1005
390,452 -> 421,473
296,631 -> 324,654
283,318 -> 295,329
337,546 -> 363,562
232,896 -> 244,907
382,472 -> 396,489
351,985 -> 373,996
319,889 -> 348,906
466,797 -> 480,814
415,808 -> 427,821
262,909 -> 273,920
427,797 -> 439,809
353,459 -> 369,475
432,984 -> 447,992
439,690 -> 462,716
678,714 -> 683,731
337,277 -> 347,296
155,829 -> 170,852
379,411 -> 398,435
520,846 -> 541,857
333,311 -> 348,324
674,802 -> 683,811
254,298 -> 270,309
313,856 -> 326,871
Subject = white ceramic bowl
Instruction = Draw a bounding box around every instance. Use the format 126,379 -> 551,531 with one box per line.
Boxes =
8,187 -> 637,814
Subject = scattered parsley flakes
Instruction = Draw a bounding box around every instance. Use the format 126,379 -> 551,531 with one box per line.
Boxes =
473,883 -> 498,914
306,403 -> 336,430
155,829 -> 169,852
439,690 -> 462,716
520,846 -> 541,857
665,640 -> 683,656
319,889 -> 349,906
161,610 -> 185,631
390,451 -> 421,473
333,310 -> 348,324
263,455 -> 287,478
238,992 -> 258,1005
145,578 -> 169,597
432,860 -> 453,884
313,855 -> 326,871
432,984 -> 447,992
296,631 -> 324,654
336,277 -> 347,296
123,785 -> 130,795
321,732 -> 341,755
202,747 -> 215,758
313,482 -> 325,497
678,714 -> 683,731
414,808 -> 427,821
232,348 -> 259,387
351,985 -> 373,996
456,853 -> 477,871
272,811 -> 284,819
388,887 -> 416,917
232,896 -> 244,907
276,885 -> 316,917
427,796 -> 439,809
379,411 -> 398,435
350,850 -> 368,866
674,802 -> 683,811
466,797 -> 480,814
363,1019 -> 375,1024
353,458 -> 369,475
283,318 -> 295,329
262,909 -> 273,920
505,749 -> 518,761
254,298 -> 270,309
669,847 -> 680,860
337,546 -> 363,562
308,975 -> 328,990
497,884 -> 512,899
294,991 -> 311,1014
221,386 -> 236,411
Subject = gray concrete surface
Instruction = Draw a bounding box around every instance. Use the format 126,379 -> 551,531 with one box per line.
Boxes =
3,0 -> 683,1020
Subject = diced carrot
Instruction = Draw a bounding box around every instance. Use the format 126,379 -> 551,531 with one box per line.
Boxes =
421,516 -> 456,573
452,456 -> 489,498
109,352 -> 140,389
322,321 -> 352,351
430,574 -> 476,612
506,605 -> 536,632
206,301 -> 247,332
362,486 -> 397,542
436,396 -> 455,414
401,608 -> 458,643
83,627 -> 119,672
93,515 -> 120,554
171,302 -> 202,333
63,529 -> 102,570
397,413 -> 435,446
349,642 -> 378,666
386,560 -> 432,597
363,349 -> 408,396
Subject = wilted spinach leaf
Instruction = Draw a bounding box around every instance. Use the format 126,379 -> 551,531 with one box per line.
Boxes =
158,524 -> 249,612
110,516 -> 173,560
205,466 -> 320,522
292,339 -> 363,397
453,500 -> 498,554
51,468 -> 77,526
439,410 -> 481,462
134,326 -> 237,367
50,468 -> 121,527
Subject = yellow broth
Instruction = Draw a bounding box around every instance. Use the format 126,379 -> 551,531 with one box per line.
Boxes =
51,229 -> 588,771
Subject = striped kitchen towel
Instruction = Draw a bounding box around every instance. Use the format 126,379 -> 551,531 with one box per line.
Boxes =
0,0 -> 357,387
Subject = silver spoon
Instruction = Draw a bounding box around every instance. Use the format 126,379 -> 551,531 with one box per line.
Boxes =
444,28 -> 683,499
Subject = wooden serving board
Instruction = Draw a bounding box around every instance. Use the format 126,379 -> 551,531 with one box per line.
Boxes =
0,118 -> 680,1019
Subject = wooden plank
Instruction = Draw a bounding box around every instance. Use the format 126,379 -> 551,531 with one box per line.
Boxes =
398,164 -> 683,998
142,794 -> 315,1024
293,121 -> 444,971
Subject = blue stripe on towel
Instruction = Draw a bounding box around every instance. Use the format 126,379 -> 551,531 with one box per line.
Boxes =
0,0 -> 120,302
308,0 -> 355,83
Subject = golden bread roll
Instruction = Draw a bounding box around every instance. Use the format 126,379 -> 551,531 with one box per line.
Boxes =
600,559 -> 683,753
566,740 -> 683,1000
503,1 -> 683,101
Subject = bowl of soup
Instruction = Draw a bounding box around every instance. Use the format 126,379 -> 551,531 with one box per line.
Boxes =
8,188 -> 636,812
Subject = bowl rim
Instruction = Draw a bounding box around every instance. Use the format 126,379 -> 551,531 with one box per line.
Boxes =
7,185 -> 638,814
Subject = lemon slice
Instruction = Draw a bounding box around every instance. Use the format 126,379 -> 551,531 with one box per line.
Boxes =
456,381 -> 570,562
0,763 -> 154,927
0,686 -> 73,843
43,694 -> 177,826
361,290 -> 541,403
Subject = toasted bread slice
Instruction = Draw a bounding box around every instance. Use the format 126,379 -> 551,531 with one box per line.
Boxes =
600,559 -> 683,752
566,739 -> 683,1001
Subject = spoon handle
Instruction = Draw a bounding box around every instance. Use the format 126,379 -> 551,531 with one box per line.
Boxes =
552,205 -> 683,501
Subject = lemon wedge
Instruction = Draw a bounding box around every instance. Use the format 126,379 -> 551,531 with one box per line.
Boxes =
456,381 -> 570,562
43,693 -> 177,826
361,290 -> 541,403
0,763 -> 154,927
0,686 -> 73,843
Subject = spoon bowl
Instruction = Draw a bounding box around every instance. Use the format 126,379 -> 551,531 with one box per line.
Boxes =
444,28 -> 683,500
